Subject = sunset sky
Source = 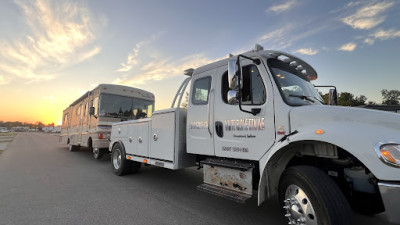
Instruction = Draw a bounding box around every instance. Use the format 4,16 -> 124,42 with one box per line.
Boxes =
0,0 -> 399,125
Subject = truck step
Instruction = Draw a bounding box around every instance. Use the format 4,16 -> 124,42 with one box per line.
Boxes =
200,158 -> 254,171
197,183 -> 252,204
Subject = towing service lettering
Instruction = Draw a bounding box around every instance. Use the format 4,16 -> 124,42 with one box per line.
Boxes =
224,118 -> 265,131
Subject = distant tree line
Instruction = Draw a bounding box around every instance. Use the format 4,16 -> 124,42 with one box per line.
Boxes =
321,89 -> 400,106
0,121 -> 55,131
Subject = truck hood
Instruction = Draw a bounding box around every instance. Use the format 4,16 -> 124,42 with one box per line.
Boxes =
289,105 -> 400,134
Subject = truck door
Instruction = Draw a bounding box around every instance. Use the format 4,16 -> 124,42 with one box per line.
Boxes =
186,70 -> 215,156
213,61 -> 276,160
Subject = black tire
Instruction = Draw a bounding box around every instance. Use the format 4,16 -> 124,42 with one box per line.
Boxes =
279,166 -> 352,225
93,148 -> 106,160
111,143 -> 140,176
69,144 -> 80,152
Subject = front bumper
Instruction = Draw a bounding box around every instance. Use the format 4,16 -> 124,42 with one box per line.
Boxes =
378,182 -> 400,224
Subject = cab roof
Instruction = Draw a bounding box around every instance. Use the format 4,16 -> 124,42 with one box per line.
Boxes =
189,44 -> 318,81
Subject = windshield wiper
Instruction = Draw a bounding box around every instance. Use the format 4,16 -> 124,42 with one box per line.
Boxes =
289,94 -> 315,103
312,96 -> 325,104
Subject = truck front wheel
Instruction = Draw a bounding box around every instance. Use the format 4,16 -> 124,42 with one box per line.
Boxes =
278,166 -> 352,225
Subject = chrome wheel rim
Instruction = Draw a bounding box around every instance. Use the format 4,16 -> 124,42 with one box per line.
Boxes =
112,149 -> 122,170
93,148 -> 99,158
283,184 -> 317,225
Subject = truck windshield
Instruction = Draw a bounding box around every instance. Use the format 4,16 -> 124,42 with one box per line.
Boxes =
99,94 -> 154,120
268,59 -> 324,106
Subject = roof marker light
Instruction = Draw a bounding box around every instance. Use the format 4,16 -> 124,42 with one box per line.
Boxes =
254,44 -> 264,52
184,68 -> 194,76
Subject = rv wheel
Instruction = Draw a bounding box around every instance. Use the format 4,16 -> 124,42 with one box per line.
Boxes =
69,144 -> 80,152
93,148 -> 105,160
278,166 -> 352,225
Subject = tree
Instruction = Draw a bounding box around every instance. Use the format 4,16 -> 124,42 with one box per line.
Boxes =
381,89 -> 400,105
337,92 -> 367,106
338,92 -> 354,106
353,95 -> 367,106
180,92 -> 189,109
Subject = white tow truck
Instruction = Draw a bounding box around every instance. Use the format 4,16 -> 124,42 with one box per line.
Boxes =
109,45 -> 400,225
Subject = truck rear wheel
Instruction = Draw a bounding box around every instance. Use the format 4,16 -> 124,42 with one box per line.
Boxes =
111,143 -> 140,176
278,165 -> 352,225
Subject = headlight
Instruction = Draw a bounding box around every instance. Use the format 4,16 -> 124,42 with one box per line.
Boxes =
375,142 -> 400,168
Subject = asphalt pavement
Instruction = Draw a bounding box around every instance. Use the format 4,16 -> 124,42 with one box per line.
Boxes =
0,133 -> 395,225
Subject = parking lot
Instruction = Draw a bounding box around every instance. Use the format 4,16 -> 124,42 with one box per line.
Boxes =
0,132 -> 394,225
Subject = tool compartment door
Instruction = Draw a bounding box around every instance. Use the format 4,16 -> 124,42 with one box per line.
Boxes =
150,109 -> 176,162
126,121 -> 150,157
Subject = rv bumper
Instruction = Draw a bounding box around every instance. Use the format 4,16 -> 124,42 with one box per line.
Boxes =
93,138 -> 111,149
378,182 -> 400,224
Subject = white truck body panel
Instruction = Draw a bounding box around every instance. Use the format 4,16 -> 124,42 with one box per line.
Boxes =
150,110 -> 176,161
186,60 -> 276,160
288,106 -> 400,180
111,108 -> 194,170
126,120 -> 150,158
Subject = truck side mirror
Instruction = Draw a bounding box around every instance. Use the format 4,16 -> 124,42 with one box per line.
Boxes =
228,59 -> 242,90
227,90 -> 239,104
89,106 -> 95,116
328,89 -> 338,105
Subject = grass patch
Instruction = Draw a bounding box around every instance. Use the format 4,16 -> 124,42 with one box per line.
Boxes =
0,133 -> 17,152
0,132 -> 17,137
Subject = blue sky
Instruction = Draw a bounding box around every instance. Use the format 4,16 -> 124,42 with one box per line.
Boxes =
0,0 -> 399,124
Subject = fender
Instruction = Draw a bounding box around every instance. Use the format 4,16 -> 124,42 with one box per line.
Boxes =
109,139 -> 126,153
257,120 -> 400,205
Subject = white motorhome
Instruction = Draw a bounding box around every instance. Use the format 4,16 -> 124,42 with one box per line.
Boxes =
109,45 -> 400,225
60,84 -> 154,159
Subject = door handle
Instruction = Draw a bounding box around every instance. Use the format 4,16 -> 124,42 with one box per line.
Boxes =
215,121 -> 223,138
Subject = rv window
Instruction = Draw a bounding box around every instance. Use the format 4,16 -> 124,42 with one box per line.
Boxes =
99,94 -> 154,119
92,97 -> 99,115
76,105 -> 81,116
63,114 -> 69,126
83,102 -> 87,116
192,77 -> 211,105
132,98 -> 154,119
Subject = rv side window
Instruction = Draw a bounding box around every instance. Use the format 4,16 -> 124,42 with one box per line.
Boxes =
192,77 -> 211,105
76,105 -> 81,116
83,102 -> 87,116
63,114 -> 69,126
92,97 -> 99,115
222,64 -> 266,105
